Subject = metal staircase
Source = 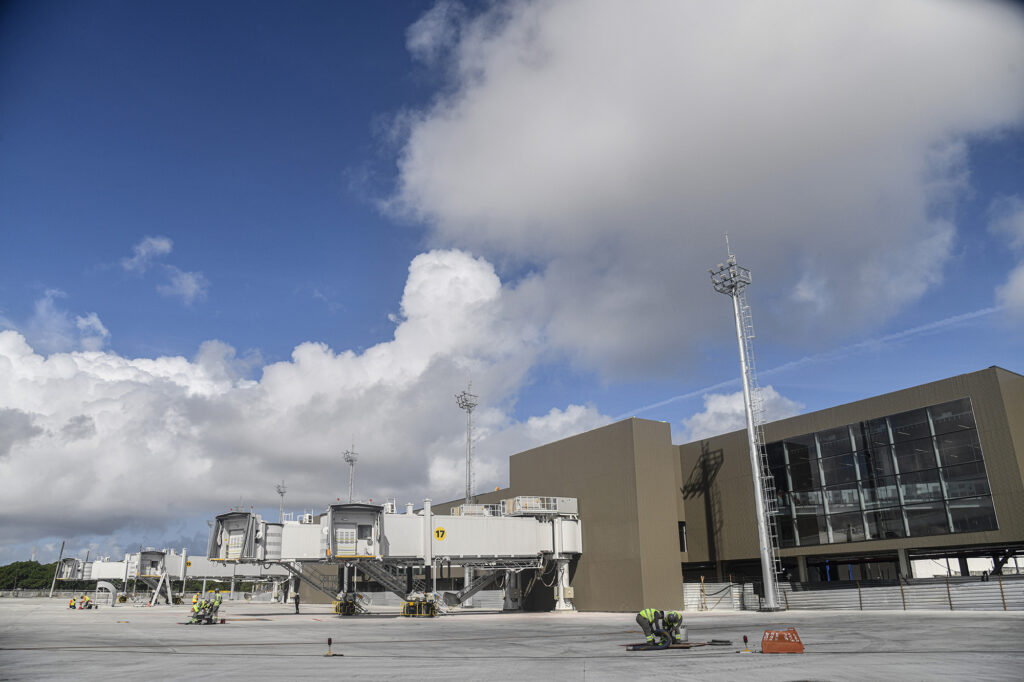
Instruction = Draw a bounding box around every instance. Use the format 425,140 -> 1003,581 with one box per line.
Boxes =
355,560 -> 426,600
441,570 -> 499,607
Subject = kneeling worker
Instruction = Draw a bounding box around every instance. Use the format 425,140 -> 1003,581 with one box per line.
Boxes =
68,597 -> 76,609
664,610 -> 686,643
636,608 -> 665,645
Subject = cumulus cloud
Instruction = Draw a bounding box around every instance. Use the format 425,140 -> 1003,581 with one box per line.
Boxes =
0,250 -> 608,556
990,195 -> 1024,314
121,236 -> 173,273
391,0 -> 1024,375
680,386 -> 804,442
158,266 -> 209,305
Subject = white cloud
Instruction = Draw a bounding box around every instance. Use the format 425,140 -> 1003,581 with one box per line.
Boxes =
0,250 -> 605,556
158,266 -> 209,305
391,0 -> 1024,375
121,236 -> 173,273
406,0 -> 466,66
4,289 -> 112,354
680,386 -> 803,442
990,195 -> 1024,315
75,313 -> 110,351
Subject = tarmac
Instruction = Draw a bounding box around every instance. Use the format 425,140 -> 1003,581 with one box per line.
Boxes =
1,598 -> 1023,680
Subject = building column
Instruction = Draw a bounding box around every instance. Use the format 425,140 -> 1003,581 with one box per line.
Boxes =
957,555 -> 970,577
897,549 -> 911,579
796,555 -> 809,583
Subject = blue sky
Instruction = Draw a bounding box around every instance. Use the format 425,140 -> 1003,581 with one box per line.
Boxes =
1,0 -> 1023,563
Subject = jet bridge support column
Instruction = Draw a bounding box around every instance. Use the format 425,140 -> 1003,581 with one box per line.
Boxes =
554,559 -> 573,611
503,571 -> 522,611
552,517 -> 574,611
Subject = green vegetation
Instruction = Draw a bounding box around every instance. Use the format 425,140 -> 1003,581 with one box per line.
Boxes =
0,561 -> 58,590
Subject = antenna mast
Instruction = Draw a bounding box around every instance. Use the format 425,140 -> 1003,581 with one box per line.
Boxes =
274,481 -> 287,523
455,381 -> 479,505
343,442 -> 358,503
709,238 -> 782,611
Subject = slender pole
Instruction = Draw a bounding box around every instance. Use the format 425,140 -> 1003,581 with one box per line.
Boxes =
465,408 -> 472,504
49,541 -> 65,598
731,293 -> 779,610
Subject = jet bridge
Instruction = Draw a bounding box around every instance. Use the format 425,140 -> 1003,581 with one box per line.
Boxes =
207,496 -> 582,611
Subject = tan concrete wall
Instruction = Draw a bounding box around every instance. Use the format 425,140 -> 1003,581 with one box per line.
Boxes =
507,419 -> 644,611
630,419 -> 687,608
680,367 -> 1024,564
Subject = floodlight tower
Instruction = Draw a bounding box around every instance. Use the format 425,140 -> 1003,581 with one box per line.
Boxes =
709,239 -> 782,611
275,481 -> 287,522
455,381 -> 479,505
343,442 -> 358,503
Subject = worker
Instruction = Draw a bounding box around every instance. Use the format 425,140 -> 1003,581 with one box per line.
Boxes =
294,591 -> 300,614
664,610 -> 686,643
82,594 -> 92,610
68,596 -> 76,609
192,593 -> 199,605
212,589 -> 223,617
636,608 -> 665,645
189,601 -> 201,624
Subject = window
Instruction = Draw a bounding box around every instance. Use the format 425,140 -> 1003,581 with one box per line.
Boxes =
763,396 -> 995,547
929,398 -> 976,434
357,524 -> 373,540
904,502 -> 949,537
678,522 -> 687,552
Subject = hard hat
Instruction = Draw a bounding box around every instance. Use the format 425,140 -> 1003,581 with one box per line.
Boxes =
665,612 -> 680,625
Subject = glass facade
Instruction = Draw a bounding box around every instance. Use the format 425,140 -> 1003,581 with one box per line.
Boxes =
766,398 -> 998,548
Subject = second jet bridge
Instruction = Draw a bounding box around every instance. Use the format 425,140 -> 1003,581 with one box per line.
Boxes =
208,496 -> 581,611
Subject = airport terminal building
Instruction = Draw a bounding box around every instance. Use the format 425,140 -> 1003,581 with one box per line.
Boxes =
454,366 -> 1024,611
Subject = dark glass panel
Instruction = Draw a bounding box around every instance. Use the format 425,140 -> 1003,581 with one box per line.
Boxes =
828,512 -> 866,543
865,507 -> 906,540
788,460 -> 821,491
899,469 -> 943,504
905,502 -> 949,537
893,438 -> 938,473
865,418 -> 891,448
796,514 -> 826,546
861,476 -> 901,509
858,447 -> 896,479
889,408 -> 931,443
948,496 -> 997,533
791,489 -> 824,515
821,453 -> 859,486
936,430 -> 983,468
775,514 -> 797,548
784,435 -> 816,466
942,461 -> 992,498
928,398 -> 976,435
823,484 -> 860,513
817,426 -> 854,458
765,441 -> 786,468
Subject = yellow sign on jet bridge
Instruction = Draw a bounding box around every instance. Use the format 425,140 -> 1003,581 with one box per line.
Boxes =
186,560 -> 192,567
433,527 -> 446,541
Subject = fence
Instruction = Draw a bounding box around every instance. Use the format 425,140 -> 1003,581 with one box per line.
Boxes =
684,576 -> 1024,612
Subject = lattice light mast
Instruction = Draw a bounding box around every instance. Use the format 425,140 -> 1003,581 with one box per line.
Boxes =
456,382 -> 479,505
709,241 -> 782,611
275,481 -> 287,523
343,443 -> 358,504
